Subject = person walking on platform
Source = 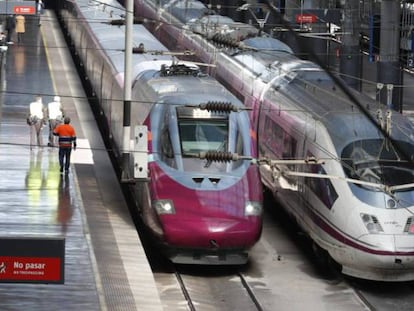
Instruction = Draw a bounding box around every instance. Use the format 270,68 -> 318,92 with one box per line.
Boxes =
27,95 -> 46,147
53,116 -> 77,174
47,96 -> 65,147
5,15 -> 15,44
36,0 -> 44,26
15,15 -> 25,43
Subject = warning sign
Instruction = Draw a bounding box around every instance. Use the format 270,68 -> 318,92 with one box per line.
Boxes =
295,14 -> 317,24
0,256 -> 62,282
14,6 -> 36,15
0,237 -> 65,284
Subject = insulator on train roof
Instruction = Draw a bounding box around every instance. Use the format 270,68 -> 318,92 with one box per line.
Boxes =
106,18 -> 144,26
199,151 -> 239,162
199,101 -> 238,113
133,17 -> 145,24
160,64 -> 200,76
133,43 -> 145,54
210,33 -> 241,49
107,19 -> 124,26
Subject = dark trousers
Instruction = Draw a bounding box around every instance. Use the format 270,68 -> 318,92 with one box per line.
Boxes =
6,30 -> 12,42
59,147 -> 72,171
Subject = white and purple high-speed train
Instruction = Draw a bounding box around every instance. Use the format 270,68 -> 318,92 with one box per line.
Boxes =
133,0 -> 414,281
58,0 -> 263,265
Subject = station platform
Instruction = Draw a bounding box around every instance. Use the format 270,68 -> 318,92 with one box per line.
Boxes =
0,11 -> 162,311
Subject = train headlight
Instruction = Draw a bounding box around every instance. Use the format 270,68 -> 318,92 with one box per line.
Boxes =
153,200 -> 176,215
245,201 -> 262,216
360,213 -> 384,233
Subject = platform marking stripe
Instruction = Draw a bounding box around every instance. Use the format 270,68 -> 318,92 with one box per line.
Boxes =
72,167 -> 108,311
41,10 -> 108,311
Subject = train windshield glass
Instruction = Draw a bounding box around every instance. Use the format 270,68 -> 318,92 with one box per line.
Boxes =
179,120 -> 228,156
342,139 -> 414,190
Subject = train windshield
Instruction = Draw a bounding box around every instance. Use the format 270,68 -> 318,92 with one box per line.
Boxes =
179,120 -> 228,155
342,139 -> 414,190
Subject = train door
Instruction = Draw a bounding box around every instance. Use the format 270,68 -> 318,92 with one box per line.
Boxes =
257,95 -> 301,214
300,142 -> 314,233
257,96 -> 278,192
293,124 -> 307,224
301,129 -> 339,239
244,95 -> 261,137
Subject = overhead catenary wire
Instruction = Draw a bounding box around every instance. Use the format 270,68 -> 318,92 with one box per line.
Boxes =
25,1 -> 414,178
7,5 -> 412,163
34,3 -> 414,84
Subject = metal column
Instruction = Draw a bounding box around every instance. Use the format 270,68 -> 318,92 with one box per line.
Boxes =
340,0 -> 362,91
377,0 -> 403,111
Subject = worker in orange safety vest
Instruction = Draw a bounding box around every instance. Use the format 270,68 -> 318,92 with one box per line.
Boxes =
53,116 -> 76,174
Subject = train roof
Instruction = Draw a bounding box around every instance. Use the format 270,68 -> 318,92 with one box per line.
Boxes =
270,64 -> 414,150
193,18 -> 414,152
77,0 -> 173,78
138,70 -> 243,106
74,0 -> 247,109
189,15 -> 259,40
164,0 -> 209,23
79,0 -> 125,20
228,40 -> 414,151
233,47 -> 310,83
243,37 -> 293,53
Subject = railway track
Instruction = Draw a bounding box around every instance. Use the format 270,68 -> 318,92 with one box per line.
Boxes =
156,265 -> 264,311
145,205 -> 370,311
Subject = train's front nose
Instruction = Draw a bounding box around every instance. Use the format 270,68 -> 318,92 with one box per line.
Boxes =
149,163 -> 263,264
161,215 -> 262,248
152,166 -> 263,247
159,214 -> 262,265
394,234 -> 414,264
343,233 -> 414,281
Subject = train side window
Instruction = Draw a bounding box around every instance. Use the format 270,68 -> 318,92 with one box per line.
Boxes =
230,130 -> 244,170
263,116 -> 296,163
282,132 -> 297,159
263,116 -> 283,156
160,129 -> 174,159
235,131 -> 243,155
306,153 -> 338,209
283,133 -> 297,171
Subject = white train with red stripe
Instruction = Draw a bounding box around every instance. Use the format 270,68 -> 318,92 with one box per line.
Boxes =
133,0 -> 414,281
